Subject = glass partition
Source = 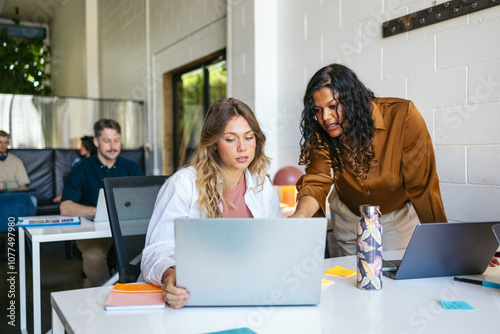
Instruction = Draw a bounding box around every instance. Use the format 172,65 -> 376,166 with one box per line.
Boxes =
0,94 -> 146,149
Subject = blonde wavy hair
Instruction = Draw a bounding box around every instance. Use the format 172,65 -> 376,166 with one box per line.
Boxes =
190,98 -> 271,218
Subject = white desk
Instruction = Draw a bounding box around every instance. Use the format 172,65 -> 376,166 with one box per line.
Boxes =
19,217 -> 111,334
50,250 -> 500,334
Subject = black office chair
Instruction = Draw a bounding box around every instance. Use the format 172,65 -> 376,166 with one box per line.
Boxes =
103,175 -> 169,283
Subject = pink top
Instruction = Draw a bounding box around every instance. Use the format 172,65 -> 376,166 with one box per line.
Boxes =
222,176 -> 253,218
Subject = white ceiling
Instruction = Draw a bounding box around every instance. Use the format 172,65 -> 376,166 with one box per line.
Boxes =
0,0 -> 59,22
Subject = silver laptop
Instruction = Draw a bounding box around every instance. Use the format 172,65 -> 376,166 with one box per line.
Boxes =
93,188 -> 108,222
383,221 -> 499,280
174,218 -> 327,306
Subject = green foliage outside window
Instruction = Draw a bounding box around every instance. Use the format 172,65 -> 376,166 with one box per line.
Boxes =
175,59 -> 226,167
0,28 -> 52,95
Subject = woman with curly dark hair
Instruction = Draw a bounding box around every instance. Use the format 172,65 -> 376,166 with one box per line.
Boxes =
289,64 -> 447,257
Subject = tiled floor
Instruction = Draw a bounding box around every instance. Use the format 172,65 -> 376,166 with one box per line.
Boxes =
0,237 -> 84,334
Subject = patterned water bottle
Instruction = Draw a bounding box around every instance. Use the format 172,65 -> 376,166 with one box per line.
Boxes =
356,205 -> 383,290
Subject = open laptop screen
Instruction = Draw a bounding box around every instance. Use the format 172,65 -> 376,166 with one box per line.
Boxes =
93,188 -> 108,222
383,221 -> 499,280
174,218 -> 327,306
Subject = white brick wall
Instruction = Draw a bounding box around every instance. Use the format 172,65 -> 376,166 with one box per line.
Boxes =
434,146 -> 466,184
468,61 -> 500,104
468,146 -> 500,186
149,0 -> 226,54
341,0 -> 382,26
383,35 -> 435,79
441,184 -> 500,222
436,103 -> 500,145
437,19 -> 500,69
98,0 -> 147,100
409,68 -> 467,109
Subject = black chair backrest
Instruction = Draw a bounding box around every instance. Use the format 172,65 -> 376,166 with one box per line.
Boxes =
103,175 -> 169,283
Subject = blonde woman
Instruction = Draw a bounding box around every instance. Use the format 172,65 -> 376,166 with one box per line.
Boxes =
141,98 -> 282,308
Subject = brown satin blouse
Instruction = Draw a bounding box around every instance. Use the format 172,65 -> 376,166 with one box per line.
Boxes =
296,97 -> 447,224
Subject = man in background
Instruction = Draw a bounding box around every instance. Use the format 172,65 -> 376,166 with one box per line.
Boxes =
0,130 -> 30,189
60,119 -> 143,286
53,135 -> 97,203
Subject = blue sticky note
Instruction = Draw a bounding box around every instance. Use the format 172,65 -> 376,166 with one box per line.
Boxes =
440,300 -> 474,310
205,328 -> 256,334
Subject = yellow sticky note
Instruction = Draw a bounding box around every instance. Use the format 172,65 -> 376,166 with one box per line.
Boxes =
325,266 -> 356,277
321,279 -> 334,284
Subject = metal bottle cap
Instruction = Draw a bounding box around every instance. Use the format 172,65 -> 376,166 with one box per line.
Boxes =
359,204 -> 381,216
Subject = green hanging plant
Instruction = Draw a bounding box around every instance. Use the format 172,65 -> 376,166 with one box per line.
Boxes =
0,27 -> 52,95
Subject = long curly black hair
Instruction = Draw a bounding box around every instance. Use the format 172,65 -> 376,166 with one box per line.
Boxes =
299,64 -> 377,181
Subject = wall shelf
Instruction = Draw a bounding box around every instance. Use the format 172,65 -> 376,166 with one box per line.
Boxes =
382,0 -> 500,38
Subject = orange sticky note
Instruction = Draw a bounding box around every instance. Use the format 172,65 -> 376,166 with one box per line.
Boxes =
321,279 -> 334,284
325,266 -> 356,277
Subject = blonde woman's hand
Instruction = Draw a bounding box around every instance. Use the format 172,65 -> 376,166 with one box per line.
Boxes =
161,267 -> 189,309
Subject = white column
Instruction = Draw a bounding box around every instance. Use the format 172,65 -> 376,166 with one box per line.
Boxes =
254,0 -> 278,176
226,0 -> 234,98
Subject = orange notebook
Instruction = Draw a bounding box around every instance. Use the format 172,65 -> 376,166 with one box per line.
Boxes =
104,283 -> 166,311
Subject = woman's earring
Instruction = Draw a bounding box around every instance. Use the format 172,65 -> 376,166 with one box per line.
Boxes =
313,115 -> 317,121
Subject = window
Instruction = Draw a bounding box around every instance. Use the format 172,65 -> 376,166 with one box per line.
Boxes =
172,54 -> 226,168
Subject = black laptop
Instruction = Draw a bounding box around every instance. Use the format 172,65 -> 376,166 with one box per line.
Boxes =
383,222 -> 499,280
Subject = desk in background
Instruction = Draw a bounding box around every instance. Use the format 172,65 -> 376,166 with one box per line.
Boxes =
51,250 -> 500,334
19,217 -> 111,334
0,192 -> 36,232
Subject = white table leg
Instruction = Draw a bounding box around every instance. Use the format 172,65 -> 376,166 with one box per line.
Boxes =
33,241 -> 41,334
102,272 -> 119,286
51,306 -> 64,334
19,227 -> 27,333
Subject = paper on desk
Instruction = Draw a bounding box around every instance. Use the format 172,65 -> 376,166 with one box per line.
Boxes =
325,266 -> 356,277
104,283 -> 166,311
440,300 -> 474,310
206,328 -> 256,334
17,215 -> 80,227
